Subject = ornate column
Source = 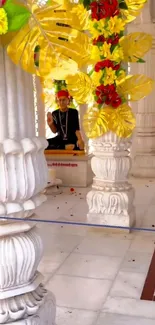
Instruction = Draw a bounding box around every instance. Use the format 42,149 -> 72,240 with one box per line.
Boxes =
129,1 -> 155,177
0,47 -> 56,324
87,132 -> 135,228
33,76 -> 46,137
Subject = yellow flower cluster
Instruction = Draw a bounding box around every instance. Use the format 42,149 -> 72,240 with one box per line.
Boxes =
89,16 -> 125,39
0,8 -> 8,35
91,68 -> 117,87
90,42 -> 124,63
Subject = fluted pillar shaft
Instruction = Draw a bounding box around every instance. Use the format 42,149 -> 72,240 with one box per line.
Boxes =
0,47 -> 56,324
129,1 -> 155,177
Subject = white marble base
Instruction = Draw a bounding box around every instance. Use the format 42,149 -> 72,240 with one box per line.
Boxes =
46,179 -> 63,195
46,154 -> 93,187
87,212 -> 135,230
87,189 -> 135,231
7,291 -> 56,324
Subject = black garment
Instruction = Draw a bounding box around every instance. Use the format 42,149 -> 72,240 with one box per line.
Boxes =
46,108 -> 80,150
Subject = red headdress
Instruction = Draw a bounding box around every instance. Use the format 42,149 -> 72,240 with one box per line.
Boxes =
56,90 -> 70,98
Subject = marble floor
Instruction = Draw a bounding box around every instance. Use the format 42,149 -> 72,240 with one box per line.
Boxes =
36,178 -> 155,325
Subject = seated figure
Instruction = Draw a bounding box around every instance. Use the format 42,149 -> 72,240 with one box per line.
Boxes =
46,90 -> 84,150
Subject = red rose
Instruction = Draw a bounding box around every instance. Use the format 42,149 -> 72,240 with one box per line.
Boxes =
107,0 -> 120,17
90,0 -> 119,20
95,84 -> 122,108
93,35 -> 105,45
113,64 -> 120,70
97,98 -> 104,104
94,62 -> 104,72
107,34 -> 119,45
96,84 -> 117,105
90,1 -> 100,20
99,0 -> 119,18
94,60 -> 114,72
111,93 -> 122,108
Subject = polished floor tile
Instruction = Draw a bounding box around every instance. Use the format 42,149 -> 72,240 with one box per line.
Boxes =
39,230 -> 83,254
56,307 -> 98,325
102,297 -> 155,318
109,271 -> 146,299
39,251 -> 69,284
97,312 -> 155,325
75,237 -> 131,257
129,237 -> 155,253
35,179 -> 155,322
121,251 -> 152,274
48,274 -> 112,310
57,253 -> 122,280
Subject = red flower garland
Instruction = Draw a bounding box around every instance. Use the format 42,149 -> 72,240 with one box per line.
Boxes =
90,0 -> 120,21
94,60 -> 120,72
96,84 -> 122,108
90,0 -> 124,109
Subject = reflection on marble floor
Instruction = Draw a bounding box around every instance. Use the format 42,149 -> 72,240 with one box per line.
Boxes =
36,178 -> 155,325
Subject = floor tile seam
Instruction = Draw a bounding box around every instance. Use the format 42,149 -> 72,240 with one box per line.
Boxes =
72,250 -> 132,258
50,273 -> 113,281
91,311 -> 102,325
128,248 -> 155,254
46,239 -> 85,283
116,268 -> 149,275
56,304 -> 101,312
102,293 -> 155,317
68,251 -> 125,259
100,240 -> 133,310
99,310 -> 155,320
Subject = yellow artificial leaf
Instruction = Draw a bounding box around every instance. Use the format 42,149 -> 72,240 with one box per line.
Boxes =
7,1 -> 90,76
0,31 -> 17,46
49,60 -> 78,80
71,4 -> 90,30
66,72 -> 94,104
121,0 -> 147,23
117,74 -> 155,101
83,107 -> 109,138
120,32 -> 152,62
42,91 -> 56,109
40,77 -> 54,90
107,103 -> 136,138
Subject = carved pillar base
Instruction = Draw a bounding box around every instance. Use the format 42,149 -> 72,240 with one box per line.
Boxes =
0,223 -> 56,325
87,132 -> 136,230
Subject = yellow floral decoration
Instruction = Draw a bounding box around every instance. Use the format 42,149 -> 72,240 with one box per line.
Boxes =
0,8 -> 8,35
65,0 -> 154,140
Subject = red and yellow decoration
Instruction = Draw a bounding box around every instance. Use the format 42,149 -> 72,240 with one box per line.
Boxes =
0,0 -> 154,140
1,0 -> 90,78
66,0 -> 154,139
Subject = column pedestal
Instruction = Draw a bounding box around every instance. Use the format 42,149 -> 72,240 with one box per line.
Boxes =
87,132 -> 135,229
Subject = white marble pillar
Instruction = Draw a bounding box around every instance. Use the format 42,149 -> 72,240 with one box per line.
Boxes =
34,76 -> 46,137
87,132 -> 135,228
0,47 -> 56,324
79,104 -> 89,153
129,1 -> 155,177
